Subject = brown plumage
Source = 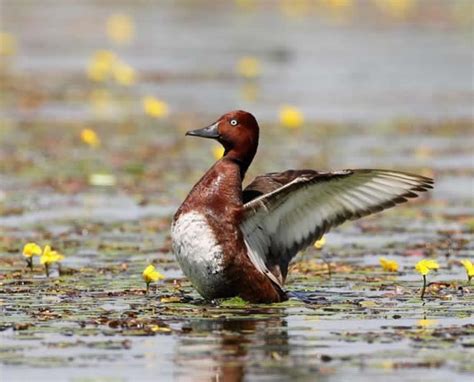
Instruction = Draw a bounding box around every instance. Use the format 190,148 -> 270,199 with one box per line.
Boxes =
171,110 -> 433,303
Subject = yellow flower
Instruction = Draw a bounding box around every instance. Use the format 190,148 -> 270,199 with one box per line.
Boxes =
373,0 -> 416,19
40,245 -> 64,265
143,96 -> 169,118
379,257 -> 399,272
0,32 -> 17,56
314,237 -> 326,249
106,13 -> 134,45
87,50 -> 117,82
143,265 -> 164,293
212,145 -> 225,160
22,242 -> 42,258
112,60 -> 136,86
321,0 -> 353,10
415,259 -> 439,276
279,105 -> 304,129
88,173 -> 117,187
417,319 -> 437,328
460,259 -> 474,279
143,265 -> 164,284
80,128 -> 100,147
236,56 -> 261,79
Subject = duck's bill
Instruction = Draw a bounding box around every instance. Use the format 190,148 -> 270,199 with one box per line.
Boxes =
186,122 -> 219,139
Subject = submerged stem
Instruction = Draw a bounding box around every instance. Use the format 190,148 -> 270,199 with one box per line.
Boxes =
146,282 -> 150,295
26,258 -> 33,271
420,275 -> 427,300
45,264 -> 50,277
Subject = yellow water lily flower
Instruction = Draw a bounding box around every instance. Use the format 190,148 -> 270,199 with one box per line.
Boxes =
22,242 -> 42,258
415,259 -> 439,276
80,128 -> 100,148
142,264 -> 165,294
373,0 -> 416,19
40,245 -> 64,265
236,56 -> 261,79
106,13 -> 134,45
415,259 -> 439,300
379,257 -> 399,272
279,105 -> 304,129
112,60 -> 136,86
0,32 -> 17,56
87,50 -> 117,82
314,236 -> 326,250
212,145 -> 225,160
88,173 -> 116,187
40,245 -> 64,277
460,259 -> 473,282
143,96 -> 169,118
22,242 -> 42,270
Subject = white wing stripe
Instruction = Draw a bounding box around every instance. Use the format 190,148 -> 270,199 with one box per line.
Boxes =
241,169 -> 432,284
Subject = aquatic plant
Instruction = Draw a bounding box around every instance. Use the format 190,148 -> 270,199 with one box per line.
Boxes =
80,128 -> 101,148
40,245 -> 64,277
236,56 -> 261,79
314,236 -> 326,250
143,96 -> 169,118
279,105 -> 304,129
142,265 -> 165,294
460,259 -> 473,284
379,257 -> 399,272
22,242 -> 42,270
415,259 -> 439,300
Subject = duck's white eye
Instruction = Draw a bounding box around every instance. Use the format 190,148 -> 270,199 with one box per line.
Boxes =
230,119 -> 238,126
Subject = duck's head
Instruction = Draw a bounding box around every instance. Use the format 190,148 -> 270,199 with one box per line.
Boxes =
186,110 -> 259,169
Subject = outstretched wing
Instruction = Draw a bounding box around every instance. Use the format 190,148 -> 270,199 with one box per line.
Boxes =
240,169 -> 433,285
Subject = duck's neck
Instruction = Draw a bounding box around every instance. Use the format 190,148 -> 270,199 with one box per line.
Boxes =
223,142 -> 257,179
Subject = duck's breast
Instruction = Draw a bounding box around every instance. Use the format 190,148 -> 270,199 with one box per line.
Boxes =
171,211 -> 227,299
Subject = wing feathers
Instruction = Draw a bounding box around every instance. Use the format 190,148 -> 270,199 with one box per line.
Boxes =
241,169 -> 433,283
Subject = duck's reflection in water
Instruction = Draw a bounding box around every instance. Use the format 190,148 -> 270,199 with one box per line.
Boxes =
173,311 -> 289,382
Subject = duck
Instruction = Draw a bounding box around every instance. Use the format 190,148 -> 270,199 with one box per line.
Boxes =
171,110 -> 433,303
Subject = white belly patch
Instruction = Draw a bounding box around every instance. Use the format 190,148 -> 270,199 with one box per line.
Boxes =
171,211 -> 226,298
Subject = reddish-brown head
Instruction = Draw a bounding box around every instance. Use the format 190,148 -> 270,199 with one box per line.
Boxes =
186,110 -> 259,171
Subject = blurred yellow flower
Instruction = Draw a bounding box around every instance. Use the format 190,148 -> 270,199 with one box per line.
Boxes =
373,0 -> 416,18
417,319 -> 437,328
415,259 -> 439,276
212,145 -> 225,160
112,60 -> 136,86
279,105 -> 304,129
0,32 -> 17,56
379,257 -> 399,272
22,242 -> 42,258
40,245 -> 64,266
322,0 -> 352,10
89,173 -> 116,187
87,50 -> 117,82
143,264 -> 164,293
279,0 -> 311,19
314,237 -> 326,249
236,56 -> 261,79
460,259 -> 473,282
80,128 -> 100,148
106,13 -> 134,45
143,96 -> 169,118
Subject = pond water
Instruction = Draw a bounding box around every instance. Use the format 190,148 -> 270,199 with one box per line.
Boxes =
0,1 -> 473,381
